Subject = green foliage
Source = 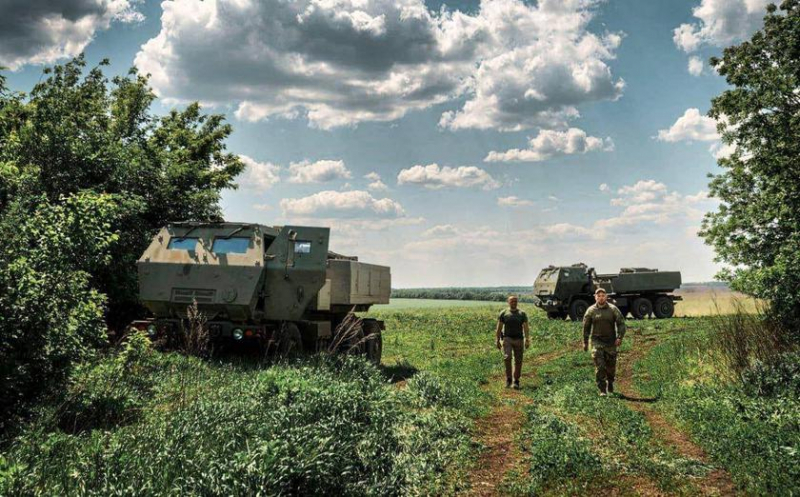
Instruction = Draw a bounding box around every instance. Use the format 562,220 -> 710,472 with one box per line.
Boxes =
638,329 -> 800,494
1,355 -> 474,496
517,407 -> 601,494
702,1 -> 800,329
0,192 -> 119,430
0,56 -> 243,328
57,332 -> 160,432
392,287 -> 537,303
0,56 -> 243,424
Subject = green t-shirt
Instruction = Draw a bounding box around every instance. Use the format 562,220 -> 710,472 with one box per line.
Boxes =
499,308 -> 528,339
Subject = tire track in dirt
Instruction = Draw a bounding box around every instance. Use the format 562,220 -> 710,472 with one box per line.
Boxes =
616,331 -> 737,496
465,347 -> 572,496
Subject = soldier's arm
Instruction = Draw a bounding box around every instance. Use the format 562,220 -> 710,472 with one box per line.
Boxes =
582,309 -> 592,347
495,319 -> 503,344
523,321 -> 530,341
614,306 -> 627,340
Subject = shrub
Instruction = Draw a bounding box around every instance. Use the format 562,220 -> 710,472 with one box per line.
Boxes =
0,193 -> 117,432
56,332 -> 159,432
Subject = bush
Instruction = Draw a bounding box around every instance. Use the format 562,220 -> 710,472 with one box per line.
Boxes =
57,332 -> 159,432
0,193 -> 118,432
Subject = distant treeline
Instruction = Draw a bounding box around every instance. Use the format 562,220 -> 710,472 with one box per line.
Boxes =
392,282 -> 731,302
391,287 -> 538,303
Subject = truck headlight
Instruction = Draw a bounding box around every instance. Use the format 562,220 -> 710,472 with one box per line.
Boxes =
146,324 -> 157,336
232,328 -> 244,340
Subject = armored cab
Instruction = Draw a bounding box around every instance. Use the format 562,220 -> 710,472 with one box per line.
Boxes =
533,264 -> 681,321
132,222 -> 390,362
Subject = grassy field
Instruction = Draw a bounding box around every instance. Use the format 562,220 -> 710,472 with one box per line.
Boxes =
2,302 -> 796,495
385,288 -> 761,317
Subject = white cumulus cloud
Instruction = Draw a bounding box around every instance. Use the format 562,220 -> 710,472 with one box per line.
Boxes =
497,196 -> 534,207
688,56 -> 704,76
485,127 -> 613,162
134,0 -> 623,131
657,108 -> 719,142
397,163 -> 501,190
673,0 -> 771,52
363,171 -> 389,191
287,160 -> 352,184
599,183 -> 610,193
239,155 -> 280,190
0,0 -> 144,70
280,190 -> 405,218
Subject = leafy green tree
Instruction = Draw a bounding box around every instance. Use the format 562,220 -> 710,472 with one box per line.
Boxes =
702,1 -> 800,330
0,57 -> 244,424
0,193 -> 118,429
0,56 -> 244,328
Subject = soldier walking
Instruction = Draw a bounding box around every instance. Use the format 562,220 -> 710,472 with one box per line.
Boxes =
582,288 -> 626,396
495,296 -> 530,389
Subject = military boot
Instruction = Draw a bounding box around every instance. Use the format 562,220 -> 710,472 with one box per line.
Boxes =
607,381 -> 614,395
506,378 -> 512,388
597,381 -> 607,397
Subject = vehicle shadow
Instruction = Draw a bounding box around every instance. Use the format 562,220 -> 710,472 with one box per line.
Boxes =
616,392 -> 660,403
380,359 -> 419,384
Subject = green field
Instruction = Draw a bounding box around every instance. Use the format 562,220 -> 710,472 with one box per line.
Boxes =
2,304 -> 796,495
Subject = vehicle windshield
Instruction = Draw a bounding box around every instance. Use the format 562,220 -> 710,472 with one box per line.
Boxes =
167,237 -> 199,251
212,237 -> 250,254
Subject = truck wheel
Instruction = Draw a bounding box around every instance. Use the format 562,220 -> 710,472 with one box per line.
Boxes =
617,306 -> 630,318
631,298 -> 653,319
653,297 -> 675,319
569,300 -> 589,321
547,312 -> 560,320
363,320 -> 383,365
277,323 -> 303,356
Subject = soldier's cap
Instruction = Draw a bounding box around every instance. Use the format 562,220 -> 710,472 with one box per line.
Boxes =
594,287 -> 607,295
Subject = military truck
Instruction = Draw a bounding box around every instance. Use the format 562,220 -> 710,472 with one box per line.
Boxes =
533,263 -> 682,321
129,222 -> 390,363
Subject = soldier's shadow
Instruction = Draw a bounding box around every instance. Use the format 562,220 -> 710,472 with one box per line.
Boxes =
616,392 -> 660,403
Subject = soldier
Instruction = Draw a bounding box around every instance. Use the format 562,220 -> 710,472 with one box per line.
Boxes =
582,288 -> 626,396
495,295 -> 531,389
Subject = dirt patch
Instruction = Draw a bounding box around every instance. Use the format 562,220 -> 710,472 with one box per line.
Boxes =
616,334 -> 737,496
467,398 -> 531,496
465,346 -> 575,496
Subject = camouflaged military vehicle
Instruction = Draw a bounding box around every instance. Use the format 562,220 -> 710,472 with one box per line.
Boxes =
533,263 -> 682,321
129,222 -> 390,363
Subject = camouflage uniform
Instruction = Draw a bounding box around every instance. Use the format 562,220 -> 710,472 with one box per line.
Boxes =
582,303 -> 626,394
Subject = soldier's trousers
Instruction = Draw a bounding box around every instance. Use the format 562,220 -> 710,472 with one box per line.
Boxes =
503,338 -> 524,381
591,343 -> 617,388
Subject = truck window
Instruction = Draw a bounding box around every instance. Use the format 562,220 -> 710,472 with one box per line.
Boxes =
167,237 -> 199,251
212,237 -> 250,254
294,241 -> 312,254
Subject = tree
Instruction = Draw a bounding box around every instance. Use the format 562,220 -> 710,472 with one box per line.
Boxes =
0,56 -> 244,328
701,1 -> 800,330
0,57 -> 244,423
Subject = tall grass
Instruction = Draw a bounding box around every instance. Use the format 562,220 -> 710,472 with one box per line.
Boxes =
636,311 -> 800,494
0,341 -> 474,495
707,301 -> 795,382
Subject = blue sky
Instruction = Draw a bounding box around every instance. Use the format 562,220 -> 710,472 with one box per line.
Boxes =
2,0 -> 770,286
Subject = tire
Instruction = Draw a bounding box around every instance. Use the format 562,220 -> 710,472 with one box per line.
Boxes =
631,298 -> 653,319
653,297 -> 675,319
547,312 -> 560,320
569,299 -> 589,321
363,320 -> 383,365
617,306 -> 630,318
276,322 -> 303,356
